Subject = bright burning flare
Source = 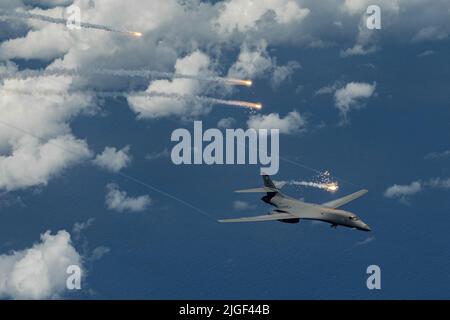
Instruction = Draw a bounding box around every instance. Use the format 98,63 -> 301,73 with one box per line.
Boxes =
324,182 -> 339,192
215,99 -> 263,110
130,31 -> 143,37
225,78 -> 253,87
288,180 -> 340,193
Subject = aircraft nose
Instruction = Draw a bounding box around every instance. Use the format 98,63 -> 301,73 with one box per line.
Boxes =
361,223 -> 371,231
358,221 -> 371,231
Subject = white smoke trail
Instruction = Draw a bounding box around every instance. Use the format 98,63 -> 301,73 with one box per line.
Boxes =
289,180 -> 339,193
0,68 -> 253,87
0,9 -> 142,37
284,171 -> 340,193
1,88 -> 262,110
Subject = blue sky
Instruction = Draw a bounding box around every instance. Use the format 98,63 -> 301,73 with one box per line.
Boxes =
0,0 -> 449,299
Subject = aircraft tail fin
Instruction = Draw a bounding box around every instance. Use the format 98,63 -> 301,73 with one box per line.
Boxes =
262,175 -> 277,189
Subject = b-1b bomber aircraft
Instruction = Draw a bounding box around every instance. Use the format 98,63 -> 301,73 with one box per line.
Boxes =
219,175 -> 371,232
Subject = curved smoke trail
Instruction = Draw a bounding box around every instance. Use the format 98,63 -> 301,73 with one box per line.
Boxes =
0,68 -> 253,87
0,9 -> 142,37
288,180 -> 339,193
1,88 -> 262,110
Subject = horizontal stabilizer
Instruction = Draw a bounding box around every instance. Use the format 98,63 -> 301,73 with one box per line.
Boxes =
219,212 -> 295,223
322,189 -> 368,209
274,181 -> 287,189
235,187 -> 278,193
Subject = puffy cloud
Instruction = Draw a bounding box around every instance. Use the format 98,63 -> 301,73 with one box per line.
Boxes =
93,145 -> 132,173
247,111 -> 306,134
214,0 -> 310,35
217,117 -> 236,129
127,50 -> 214,119
334,82 -> 376,122
227,40 -> 300,87
0,75 -> 93,143
0,135 -> 91,191
105,183 -> 151,213
384,177 -> 450,204
227,40 -> 274,80
384,181 -> 422,199
1,0 -> 449,71
0,24 -> 73,61
0,75 -> 94,191
0,230 -> 82,300
271,60 -> 300,89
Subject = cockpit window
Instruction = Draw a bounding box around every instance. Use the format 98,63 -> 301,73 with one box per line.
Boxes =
349,216 -> 360,221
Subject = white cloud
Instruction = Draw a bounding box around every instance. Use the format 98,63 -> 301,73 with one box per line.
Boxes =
127,50 -> 214,119
315,83 -> 338,96
426,178 -> 450,190
412,26 -> 448,42
384,181 -> 422,199
417,50 -> 435,58
227,40 -> 274,80
227,40 -> 300,88
0,75 -> 94,191
341,43 -> 377,57
145,148 -> 170,161
93,145 -> 132,173
214,0 -> 310,34
0,0 -> 449,194
425,150 -> 450,160
0,135 -> 91,191
105,183 -> 151,213
247,111 -> 306,134
271,60 -> 300,89
334,82 -> 376,122
0,230 -> 82,300
385,177 -> 450,203
217,117 -> 236,129
72,218 -> 94,241
0,24 -> 73,61
89,246 -> 110,262
340,14 -> 378,57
